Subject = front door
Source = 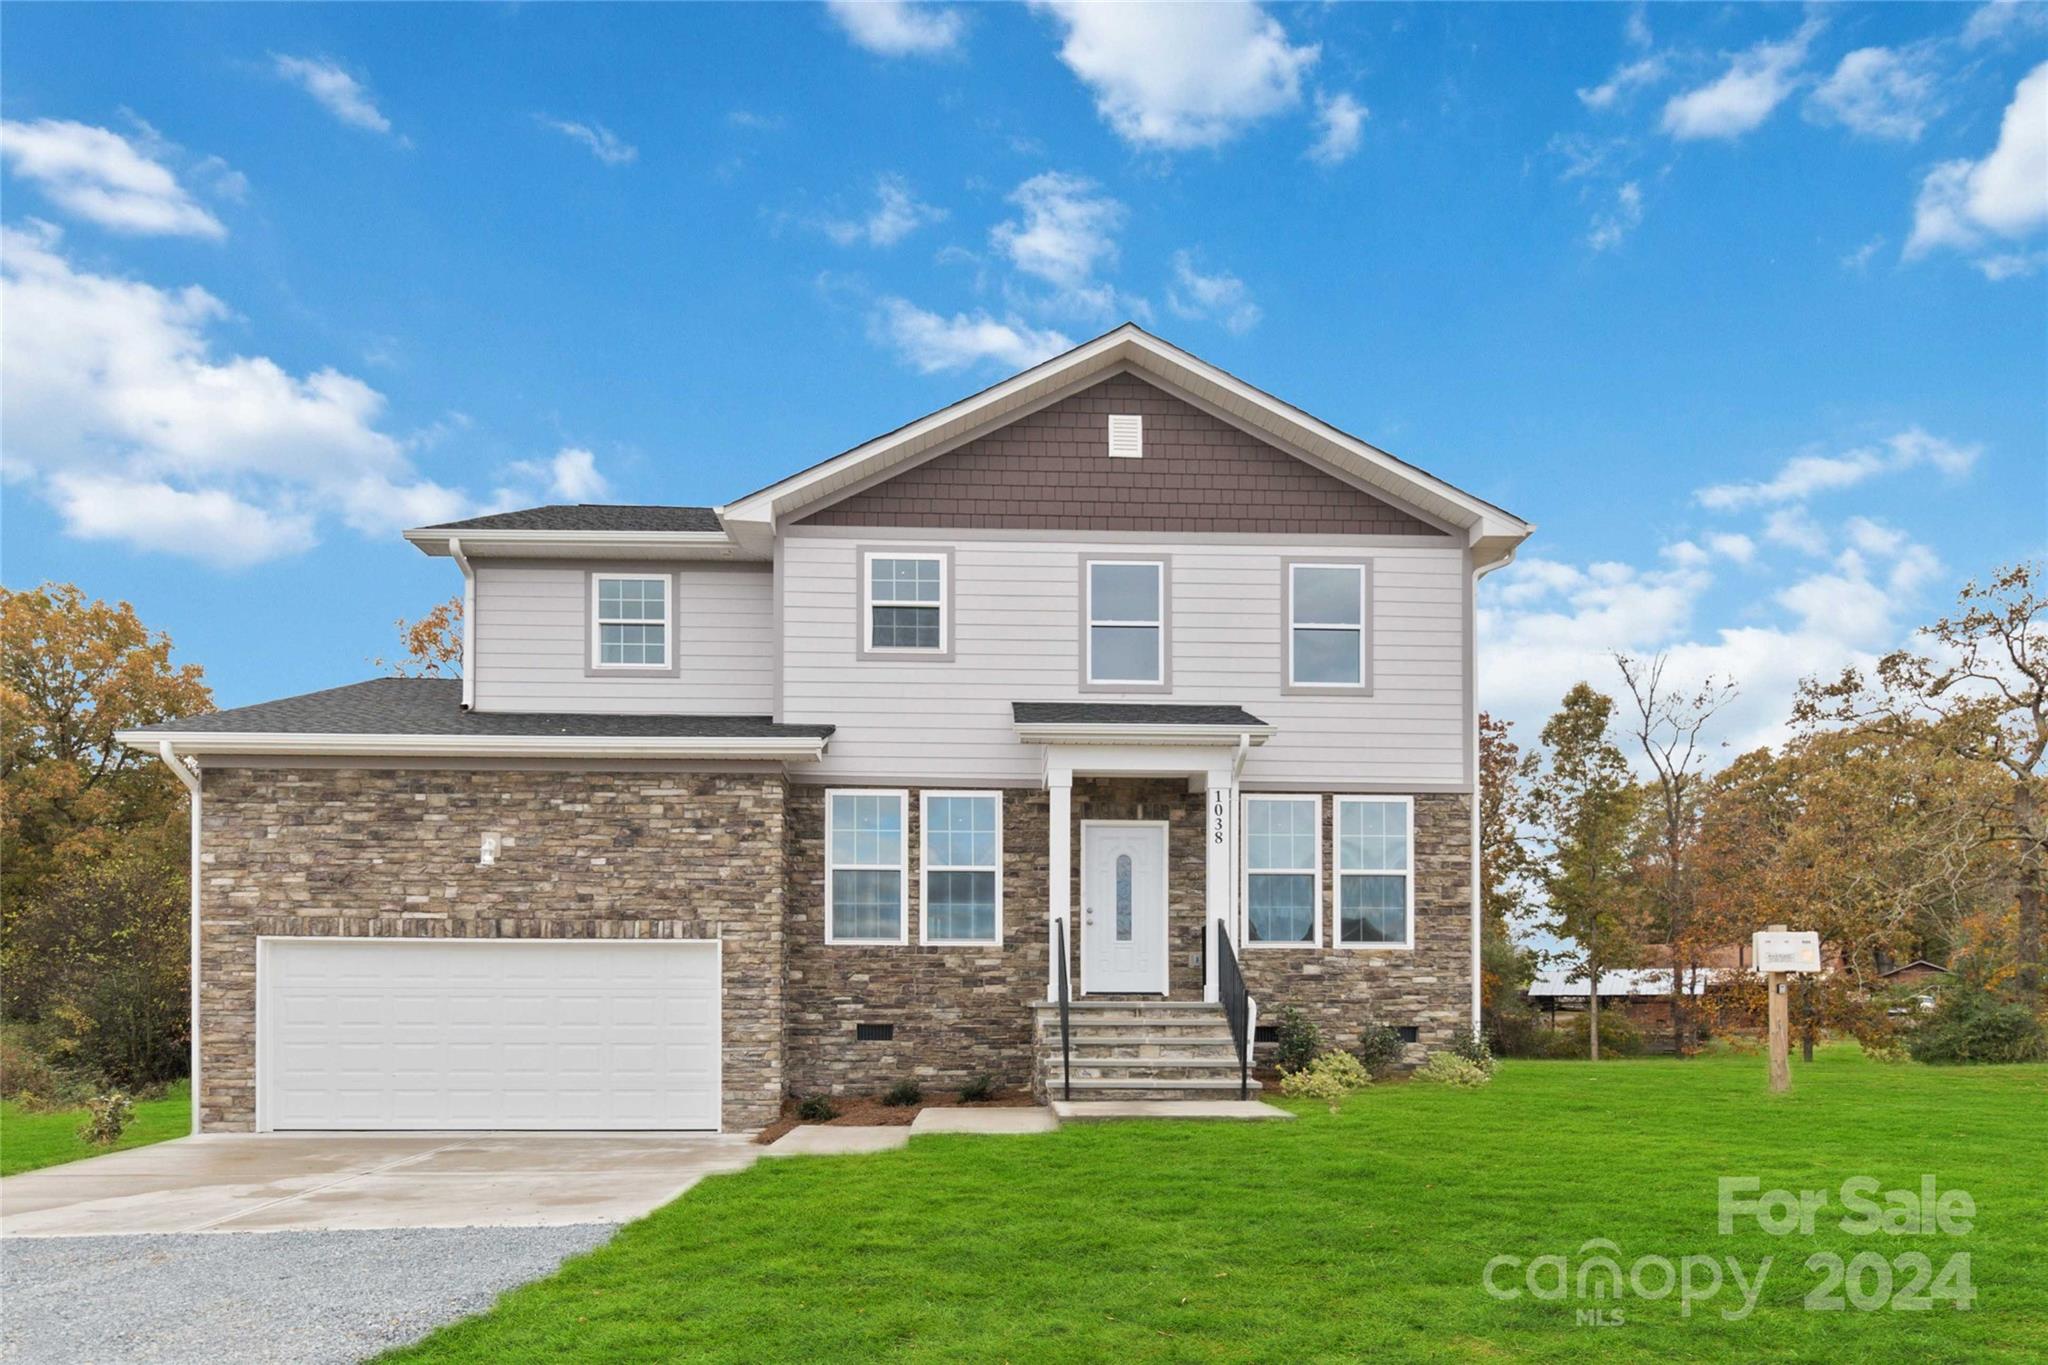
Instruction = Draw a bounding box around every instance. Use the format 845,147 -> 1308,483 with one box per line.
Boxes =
1080,822 -> 1169,994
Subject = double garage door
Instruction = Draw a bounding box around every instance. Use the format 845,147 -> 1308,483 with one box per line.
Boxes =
257,939 -> 721,1131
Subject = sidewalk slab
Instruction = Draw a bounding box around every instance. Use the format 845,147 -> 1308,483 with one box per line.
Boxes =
761,1127 -> 911,1158
1050,1100 -> 1294,1122
909,1108 -> 1059,1135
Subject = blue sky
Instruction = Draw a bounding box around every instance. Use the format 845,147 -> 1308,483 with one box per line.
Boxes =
3,1 -> 2043,755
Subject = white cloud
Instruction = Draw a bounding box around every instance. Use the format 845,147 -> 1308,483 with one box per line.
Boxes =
0,222 -> 484,564
1976,248 -> 2048,280
1165,250 -> 1261,333
1578,56 -> 1666,111
824,174 -> 946,247
1705,532 -> 1756,564
1307,92 -> 1367,165
502,447 -> 611,503
1587,181 -> 1644,251
1962,0 -> 2048,48
1840,235 -> 1885,271
991,171 -> 1125,290
827,1 -> 964,57
868,298 -> 1072,373
1034,0 -> 1319,150
1807,47 -> 1937,141
1480,517 -> 1948,757
1695,428 -> 1979,509
1906,62 -> 2048,260
1661,18 -> 1820,140
271,54 -> 394,135
1764,506 -> 1829,556
0,119 -> 225,239
536,117 -> 637,166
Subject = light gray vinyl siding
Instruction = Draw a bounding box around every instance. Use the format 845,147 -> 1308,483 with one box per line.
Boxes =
471,562 -> 775,714
781,535 -> 1468,787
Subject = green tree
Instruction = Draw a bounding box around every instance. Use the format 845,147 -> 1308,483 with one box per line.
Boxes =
1527,683 -> 1643,1060
1476,712 -> 1537,1042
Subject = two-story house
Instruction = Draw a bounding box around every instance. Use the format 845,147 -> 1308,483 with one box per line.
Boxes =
123,325 -> 1532,1133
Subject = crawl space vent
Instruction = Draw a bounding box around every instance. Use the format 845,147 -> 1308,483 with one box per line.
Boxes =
856,1023 -> 895,1042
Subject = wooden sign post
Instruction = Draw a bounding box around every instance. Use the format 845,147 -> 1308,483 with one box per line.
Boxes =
1752,924 -> 1823,1094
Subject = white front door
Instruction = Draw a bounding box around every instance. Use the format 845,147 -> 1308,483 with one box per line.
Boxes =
1080,822 -> 1169,994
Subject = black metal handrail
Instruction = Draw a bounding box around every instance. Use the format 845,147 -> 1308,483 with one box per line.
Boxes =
1216,919 -> 1250,1100
1054,917 -> 1073,1100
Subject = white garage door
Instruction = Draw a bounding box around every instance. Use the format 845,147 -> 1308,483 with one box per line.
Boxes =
257,939 -> 720,1131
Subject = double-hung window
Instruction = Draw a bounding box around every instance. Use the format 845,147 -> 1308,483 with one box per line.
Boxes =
921,791 -> 1001,945
1287,561 -> 1368,690
1336,796 -> 1413,948
1244,795 -> 1320,946
591,573 -> 671,669
826,790 -> 908,944
864,552 -> 947,654
1085,559 -> 1166,686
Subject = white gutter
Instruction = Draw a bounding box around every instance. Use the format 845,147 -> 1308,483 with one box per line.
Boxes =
159,741 -> 202,1138
402,528 -> 749,560
118,731 -> 831,762
1014,722 -> 1276,747
449,536 -> 475,712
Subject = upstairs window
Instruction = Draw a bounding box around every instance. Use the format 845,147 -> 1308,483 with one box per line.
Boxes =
591,574 -> 671,669
1244,795 -> 1320,946
1085,559 -> 1166,686
1288,562 -> 1368,690
921,792 -> 1001,945
864,552 -> 948,654
1336,797 -> 1413,948
826,790 -> 908,944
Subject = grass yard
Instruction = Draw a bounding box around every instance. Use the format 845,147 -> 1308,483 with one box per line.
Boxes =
0,1082 -> 191,1177
392,1049 -> 2046,1363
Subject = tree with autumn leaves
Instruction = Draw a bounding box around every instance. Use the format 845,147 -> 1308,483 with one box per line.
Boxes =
2,584 -> 212,1090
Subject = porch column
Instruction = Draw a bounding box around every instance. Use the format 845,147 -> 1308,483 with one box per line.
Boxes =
1204,771 -> 1234,1002
1046,768 -> 1073,1002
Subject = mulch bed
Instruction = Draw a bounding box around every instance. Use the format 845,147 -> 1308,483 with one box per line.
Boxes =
754,1089 -> 1039,1145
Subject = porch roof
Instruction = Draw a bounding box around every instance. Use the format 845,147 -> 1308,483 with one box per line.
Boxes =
1011,701 -> 1274,748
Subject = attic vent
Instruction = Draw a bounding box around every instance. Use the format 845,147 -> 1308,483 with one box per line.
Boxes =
1107,414 -> 1143,459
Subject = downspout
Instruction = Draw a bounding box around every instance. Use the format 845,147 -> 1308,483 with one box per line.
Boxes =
159,741 -> 202,1136
449,536 -> 476,711
1468,540 -> 1523,1033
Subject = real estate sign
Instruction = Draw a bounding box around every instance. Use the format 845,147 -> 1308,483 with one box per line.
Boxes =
1752,930 -> 1823,974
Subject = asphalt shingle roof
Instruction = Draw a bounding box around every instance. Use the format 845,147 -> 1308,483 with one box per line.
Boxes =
1011,701 -> 1268,728
423,505 -> 723,533
129,678 -> 833,739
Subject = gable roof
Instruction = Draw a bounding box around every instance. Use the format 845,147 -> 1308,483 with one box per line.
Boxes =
425,505 -> 722,533
720,323 -> 1532,563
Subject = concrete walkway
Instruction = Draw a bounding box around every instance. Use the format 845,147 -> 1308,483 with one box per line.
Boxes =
1051,1099 -> 1294,1122
0,1133 -> 760,1236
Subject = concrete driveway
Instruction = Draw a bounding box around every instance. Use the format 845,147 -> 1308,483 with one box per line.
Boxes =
0,1132 -> 760,1236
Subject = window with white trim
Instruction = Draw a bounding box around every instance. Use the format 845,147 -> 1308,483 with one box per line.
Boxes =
921,792 -> 1000,945
1244,795 -> 1320,945
1336,797 -> 1413,947
591,574 -> 671,668
1289,563 -> 1366,687
865,553 -> 946,652
1086,559 -> 1164,684
826,790 -> 908,943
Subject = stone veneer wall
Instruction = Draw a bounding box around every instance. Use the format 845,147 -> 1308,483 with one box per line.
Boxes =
196,767 -> 788,1132
1237,792 -> 1475,1059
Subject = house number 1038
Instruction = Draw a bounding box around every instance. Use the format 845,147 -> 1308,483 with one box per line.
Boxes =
1211,796 -> 1226,845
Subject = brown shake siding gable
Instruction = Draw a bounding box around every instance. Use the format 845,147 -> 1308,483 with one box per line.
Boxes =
796,374 -> 1448,536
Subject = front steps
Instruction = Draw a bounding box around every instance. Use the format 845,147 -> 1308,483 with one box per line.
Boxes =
1030,1000 -> 1261,1103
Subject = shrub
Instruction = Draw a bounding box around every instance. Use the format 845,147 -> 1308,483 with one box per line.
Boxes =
1277,1051 -> 1373,1112
796,1095 -> 838,1122
1272,1007 -> 1323,1074
1486,1007 -> 1549,1060
958,1073 -> 997,1103
1445,1023 -> 1498,1075
76,1091 -> 134,1146
881,1079 -> 924,1107
1545,1011 -> 1645,1059
1907,985 -> 2048,1064
1356,1024 -> 1406,1078
1414,1052 -> 1492,1088
0,1025 -> 100,1110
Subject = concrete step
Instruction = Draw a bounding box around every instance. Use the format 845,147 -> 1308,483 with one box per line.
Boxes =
1067,1058 -> 1249,1082
1060,1019 -> 1237,1037
1056,1076 -> 1264,1102
1042,1039 -> 1239,1060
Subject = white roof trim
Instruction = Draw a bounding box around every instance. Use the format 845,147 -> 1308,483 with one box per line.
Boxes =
118,730 -> 828,762
403,529 -> 754,561
722,325 -> 1532,546
1014,721 -> 1276,747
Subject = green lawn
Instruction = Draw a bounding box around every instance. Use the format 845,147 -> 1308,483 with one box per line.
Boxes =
0,1082 -> 191,1177
392,1050 -> 2046,1363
